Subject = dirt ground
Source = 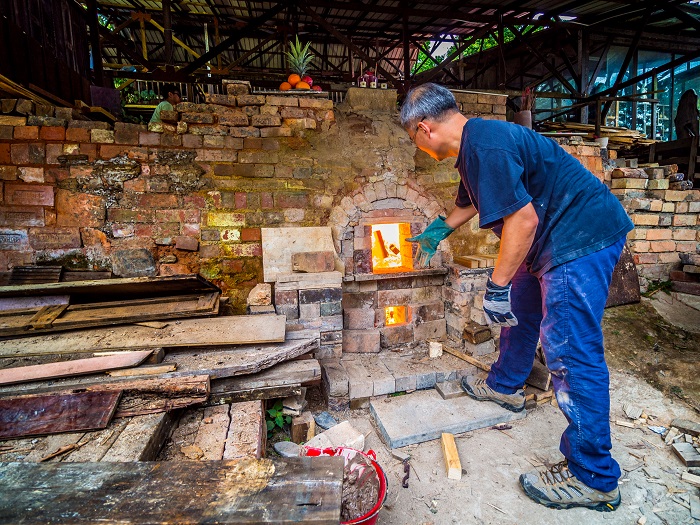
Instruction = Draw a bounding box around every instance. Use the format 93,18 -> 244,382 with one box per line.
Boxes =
322,292 -> 700,524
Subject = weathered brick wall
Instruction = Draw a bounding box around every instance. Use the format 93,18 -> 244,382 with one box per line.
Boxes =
1,87 -> 694,311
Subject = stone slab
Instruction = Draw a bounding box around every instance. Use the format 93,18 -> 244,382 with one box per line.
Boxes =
370,388 -> 526,449
341,359 -> 374,399
261,227 -> 337,283
436,380 -> 467,400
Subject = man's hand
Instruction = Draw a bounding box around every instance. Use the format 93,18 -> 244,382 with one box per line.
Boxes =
406,216 -> 455,268
482,277 -> 518,326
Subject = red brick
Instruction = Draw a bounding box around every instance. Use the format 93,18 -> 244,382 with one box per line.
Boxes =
233,192 -> 247,209
261,192 -> 273,209
175,235 -> 199,251
79,143 -> 97,161
55,190 -> 106,227
633,253 -> 658,264
115,129 -> 139,145
107,208 -> 156,223
182,134 -> 203,148
161,133 -> 182,147
28,227 -> 81,250
137,193 -> 179,208
0,144 -> 10,164
222,259 -> 245,273
274,192 -> 309,208
66,128 -> 90,142
676,242 -> 697,253
0,166 -> 17,181
39,126 -> 66,141
10,143 -> 29,164
99,145 -> 126,159
139,132 -> 161,146
214,164 -> 234,177
240,227 -> 261,241
5,183 -> 54,206
14,126 -> 39,140
159,263 -> 192,276
45,143 -> 63,165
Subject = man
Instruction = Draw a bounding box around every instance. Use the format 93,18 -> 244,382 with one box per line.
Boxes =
402,83 -> 633,512
150,84 -> 181,124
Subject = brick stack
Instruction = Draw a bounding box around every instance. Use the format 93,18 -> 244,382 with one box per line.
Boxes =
671,253 -> 700,296
452,91 -> 507,121
444,266 -> 497,357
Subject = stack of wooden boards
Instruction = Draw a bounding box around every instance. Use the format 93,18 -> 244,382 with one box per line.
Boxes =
0,273 -> 322,461
539,122 -> 654,150
453,255 -> 497,269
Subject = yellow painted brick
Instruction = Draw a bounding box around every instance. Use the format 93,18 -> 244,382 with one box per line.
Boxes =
630,214 -> 659,226
627,228 -> 647,240
611,178 -> 648,190
646,179 -> 669,190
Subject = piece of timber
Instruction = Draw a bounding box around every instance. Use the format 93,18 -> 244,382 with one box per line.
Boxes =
0,373 -> 210,399
163,338 -> 318,379
106,363 -> 177,377
0,390 -> 121,439
0,315 -> 287,357
210,358 -> 322,394
443,346 -> 491,372
0,295 -> 70,312
524,359 -> 551,391
671,418 -> 700,437
441,433 -> 462,480
0,292 -> 220,337
0,350 -> 153,386
194,405 -> 230,460
101,412 -> 176,462
224,401 -> 265,460
0,274 -> 221,301
206,385 -> 303,406
0,457 -> 344,524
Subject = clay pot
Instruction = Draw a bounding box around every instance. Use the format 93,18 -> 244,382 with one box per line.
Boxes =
513,110 -> 532,129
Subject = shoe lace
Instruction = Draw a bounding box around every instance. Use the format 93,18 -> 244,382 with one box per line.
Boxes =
540,461 -> 573,485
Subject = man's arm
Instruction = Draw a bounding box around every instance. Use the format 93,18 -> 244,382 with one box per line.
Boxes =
444,205 -> 478,229
490,202 -> 539,286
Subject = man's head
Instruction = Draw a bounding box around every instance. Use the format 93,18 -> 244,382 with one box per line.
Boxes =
162,84 -> 181,104
400,83 -> 463,161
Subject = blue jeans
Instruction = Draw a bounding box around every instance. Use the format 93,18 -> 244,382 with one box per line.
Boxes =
486,237 -> 625,492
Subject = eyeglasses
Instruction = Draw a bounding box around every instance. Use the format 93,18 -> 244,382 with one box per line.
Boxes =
410,117 -> 426,143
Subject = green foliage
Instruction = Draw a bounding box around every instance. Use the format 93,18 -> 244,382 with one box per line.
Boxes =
265,400 -> 291,435
642,280 -> 672,298
411,26 -> 542,76
286,36 -> 314,77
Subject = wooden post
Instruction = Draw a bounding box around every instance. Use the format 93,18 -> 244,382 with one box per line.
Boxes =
403,14 -> 410,92
87,0 -> 104,87
162,0 -> 173,67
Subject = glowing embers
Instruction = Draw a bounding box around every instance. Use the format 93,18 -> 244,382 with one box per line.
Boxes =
371,223 -> 413,273
385,305 -> 407,326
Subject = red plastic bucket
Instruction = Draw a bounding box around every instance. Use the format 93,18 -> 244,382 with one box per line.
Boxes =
303,446 -> 388,525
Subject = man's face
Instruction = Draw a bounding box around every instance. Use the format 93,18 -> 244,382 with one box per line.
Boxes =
410,119 -> 449,161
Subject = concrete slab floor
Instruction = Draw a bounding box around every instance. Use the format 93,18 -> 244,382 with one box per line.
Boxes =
345,370 -> 697,525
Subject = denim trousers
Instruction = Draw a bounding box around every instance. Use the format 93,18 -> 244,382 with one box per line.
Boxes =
486,236 -> 626,492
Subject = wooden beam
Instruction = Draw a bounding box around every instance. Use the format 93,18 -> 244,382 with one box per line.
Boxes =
441,433 -> 462,480
178,2 -> 286,76
87,0 -> 104,86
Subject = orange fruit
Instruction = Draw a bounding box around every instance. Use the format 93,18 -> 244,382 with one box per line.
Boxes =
295,81 -> 311,90
279,82 -> 292,91
287,74 -> 301,87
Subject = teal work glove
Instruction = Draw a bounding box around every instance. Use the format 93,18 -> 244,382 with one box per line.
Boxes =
406,216 -> 455,268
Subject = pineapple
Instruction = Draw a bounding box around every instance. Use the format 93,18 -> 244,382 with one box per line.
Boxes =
286,36 -> 314,88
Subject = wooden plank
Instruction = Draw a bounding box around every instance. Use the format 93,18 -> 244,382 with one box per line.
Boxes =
0,295 -> 69,312
525,359 -> 551,391
0,391 -> 121,439
0,315 -> 287,357
0,374 -> 210,400
672,442 -> 700,467
63,418 -> 131,462
162,338 -> 318,380
0,274 -> 220,300
193,405 -> 230,460
211,359 -> 321,395
291,412 -> 316,444
0,293 -> 220,337
441,432 -> 462,480
223,401 -> 265,460
101,411 -> 175,462
671,418 -> 700,437
443,346 -> 491,372
106,364 -> 177,377
682,471 -> 700,488
0,457 -> 344,524
0,350 -> 153,386
207,385 -> 303,406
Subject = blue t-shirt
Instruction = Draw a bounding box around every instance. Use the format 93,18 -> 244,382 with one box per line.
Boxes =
455,118 -> 633,277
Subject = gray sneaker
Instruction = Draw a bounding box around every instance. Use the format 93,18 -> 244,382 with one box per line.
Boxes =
461,376 -> 525,412
519,461 -> 621,512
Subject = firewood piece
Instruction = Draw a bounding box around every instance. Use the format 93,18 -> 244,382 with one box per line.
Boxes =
0,351 -> 153,386
525,359 -> 551,391
291,411 -> 316,444
443,346 -> 491,372
441,433 -> 462,480
671,418 -> 700,437
0,457 -> 344,523
0,391 -> 121,439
